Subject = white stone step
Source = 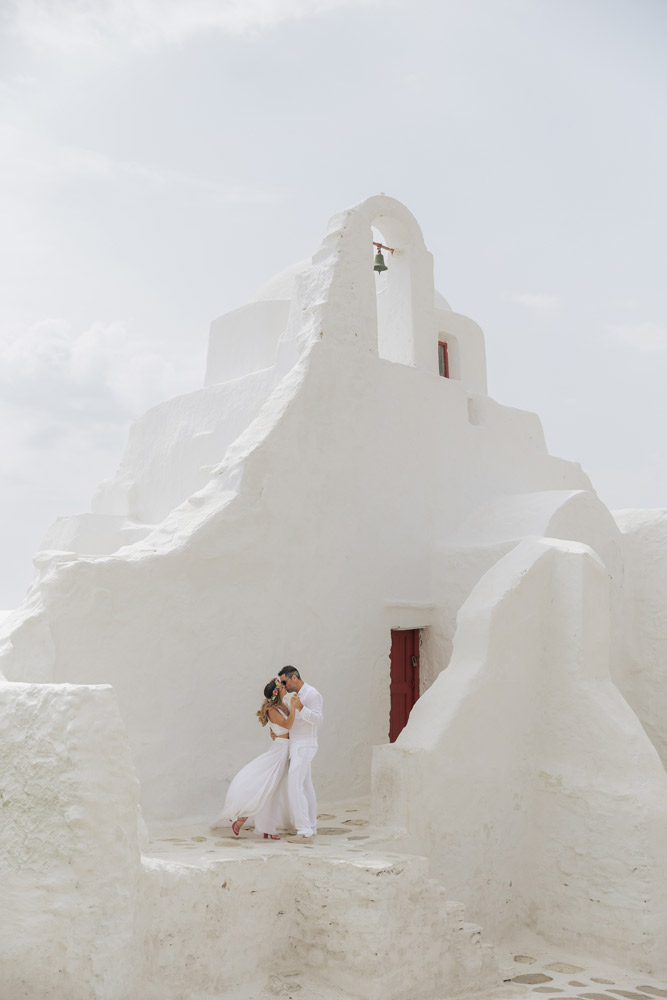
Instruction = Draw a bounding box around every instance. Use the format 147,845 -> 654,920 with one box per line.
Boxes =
140,849 -> 498,1000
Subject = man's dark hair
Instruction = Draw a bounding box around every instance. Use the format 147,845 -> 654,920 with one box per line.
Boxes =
279,666 -> 301,680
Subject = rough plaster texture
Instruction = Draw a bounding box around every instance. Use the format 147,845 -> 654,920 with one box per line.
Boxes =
372,538 -> 667,977
140,852 -> 496,1000
0,682 -> 144,999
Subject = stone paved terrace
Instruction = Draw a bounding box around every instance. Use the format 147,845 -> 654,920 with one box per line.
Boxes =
144,800 -> 667,1000
145,796 -> 378,864
490,940 -> 667,1000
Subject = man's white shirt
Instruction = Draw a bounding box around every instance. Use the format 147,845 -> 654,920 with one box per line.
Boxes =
289,682 -> 323,747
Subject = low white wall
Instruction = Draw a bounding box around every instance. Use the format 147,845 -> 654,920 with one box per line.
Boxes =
0,682 -> 144,1000
139,852 -> 497,1000
139,855 -> 296,1000
422,489 -> 623,686
372,539 -> 667,977
613,508 -> 667,772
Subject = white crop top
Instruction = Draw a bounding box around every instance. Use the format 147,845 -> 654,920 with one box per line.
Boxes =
268,719 -> 290,735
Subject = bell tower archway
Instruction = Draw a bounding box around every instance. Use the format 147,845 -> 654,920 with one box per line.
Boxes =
297,195 -> 439,373
366,197 -> 437,373
372,218 -> 415,366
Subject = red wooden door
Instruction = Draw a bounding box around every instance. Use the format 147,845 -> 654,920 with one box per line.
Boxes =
389,629 -> 420,742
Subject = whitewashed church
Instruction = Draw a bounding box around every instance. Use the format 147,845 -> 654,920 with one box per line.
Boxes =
1,194 -> 666,1000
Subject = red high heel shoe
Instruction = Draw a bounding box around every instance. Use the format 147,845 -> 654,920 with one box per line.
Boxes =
263,833 -> 280,840
231,817 -> 247,837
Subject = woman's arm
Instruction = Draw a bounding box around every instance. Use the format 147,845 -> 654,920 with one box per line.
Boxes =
268,704 -> 296,730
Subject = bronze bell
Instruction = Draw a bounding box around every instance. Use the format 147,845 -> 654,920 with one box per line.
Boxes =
373,250 -> 388,273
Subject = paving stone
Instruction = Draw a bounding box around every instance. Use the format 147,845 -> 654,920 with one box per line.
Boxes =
637,991 -> 667,998
513,974 -> 554,985
579,994 -> 616,1000
192,836 -> 207,842
316,813 -> 335,820
515,956 -> 538,964
569,984 -> 588,989
591,981 -> 615,986
547,965 -> 586,974
533,988 -> 564,993
342,819 -> 368,826
610,993 -> 656,999
348,835 -> 369,841
316,827 -> 347,835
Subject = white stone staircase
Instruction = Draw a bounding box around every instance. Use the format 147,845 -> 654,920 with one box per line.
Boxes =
139,848 -> 498,1000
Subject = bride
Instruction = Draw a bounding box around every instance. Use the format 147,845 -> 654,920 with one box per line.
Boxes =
211,677 -> 296,839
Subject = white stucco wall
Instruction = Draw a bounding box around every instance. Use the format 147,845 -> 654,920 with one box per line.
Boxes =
91,369 -> 275,525
419,488 -> 623,690
372,538 -> 667,977
205,299 -> 290,385
612,508 -> 667,771
139,851 -> 495,1000
436,307 -> 487,393
39,512 -> 151,556
0,682 -> 144,999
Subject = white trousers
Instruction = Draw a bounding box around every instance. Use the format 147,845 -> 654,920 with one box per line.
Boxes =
288,744 -> 318,836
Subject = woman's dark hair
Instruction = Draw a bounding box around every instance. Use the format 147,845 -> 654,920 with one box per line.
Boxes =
257,677 -> 281,726
263,679 -> 280,700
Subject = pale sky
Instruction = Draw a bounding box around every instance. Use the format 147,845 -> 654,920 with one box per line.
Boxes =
1,0 -> 666,608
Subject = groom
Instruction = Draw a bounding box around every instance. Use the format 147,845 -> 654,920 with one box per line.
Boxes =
279,666 -> 323,840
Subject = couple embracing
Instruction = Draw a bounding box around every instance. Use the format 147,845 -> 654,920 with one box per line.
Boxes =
212,666 -> 323,841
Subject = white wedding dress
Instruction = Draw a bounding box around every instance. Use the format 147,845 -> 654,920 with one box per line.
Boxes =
211,721 -> 292,836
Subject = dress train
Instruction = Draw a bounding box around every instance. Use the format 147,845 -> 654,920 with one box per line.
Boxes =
211,722 -> 292,835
